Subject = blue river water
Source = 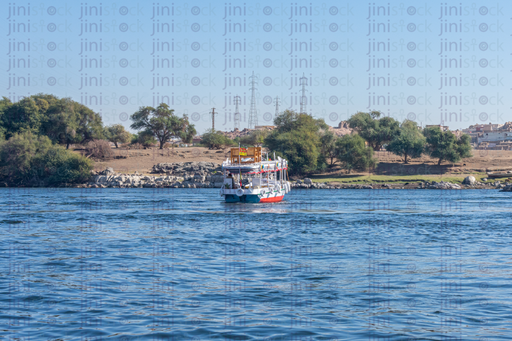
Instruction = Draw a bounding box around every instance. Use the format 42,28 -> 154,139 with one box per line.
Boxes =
1,187 -> 512,340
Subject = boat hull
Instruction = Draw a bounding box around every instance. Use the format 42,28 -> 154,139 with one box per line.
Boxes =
225,194 -> 285,203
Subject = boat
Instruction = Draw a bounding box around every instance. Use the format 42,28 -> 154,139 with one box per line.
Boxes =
220,146 -> 291,203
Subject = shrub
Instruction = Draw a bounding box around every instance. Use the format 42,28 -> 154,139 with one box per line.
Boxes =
239,130 -> 268,147
0,131 -> 93,186
84,139 -> 114,159
201,129 -> 235,149
0,131 -> 53,183
31,146 -> 93,185
128,143 -> 144,150
132,130 -> 157,148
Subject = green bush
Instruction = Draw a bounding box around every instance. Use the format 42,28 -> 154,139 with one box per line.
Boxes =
201,129 -> 235,149
132,130 -> 157,148
31,146 -> 93,185
0,131 -> 93,186
239,130 -> 268,147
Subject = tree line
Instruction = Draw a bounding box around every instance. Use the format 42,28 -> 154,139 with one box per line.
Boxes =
202,110 -> 473,176
0,94 -> 196,185
0,93 -> 472,183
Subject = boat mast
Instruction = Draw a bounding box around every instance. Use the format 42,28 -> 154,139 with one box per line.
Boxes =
238,143 -> 241,188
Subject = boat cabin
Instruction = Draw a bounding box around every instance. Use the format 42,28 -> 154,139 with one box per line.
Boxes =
222,147 -> 288,190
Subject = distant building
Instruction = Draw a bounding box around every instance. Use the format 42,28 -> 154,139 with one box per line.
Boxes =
477,131 -> 512,144
192,137 -> 203,146
425,125 -> 449,131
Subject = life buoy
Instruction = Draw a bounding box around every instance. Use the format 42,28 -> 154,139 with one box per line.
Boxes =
236,188 -> 244,197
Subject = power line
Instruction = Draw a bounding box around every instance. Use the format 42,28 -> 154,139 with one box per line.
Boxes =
234,95 -> 241,130
299,73 -> 307,115
210,107 -> 218,131
248,72 -> 258,129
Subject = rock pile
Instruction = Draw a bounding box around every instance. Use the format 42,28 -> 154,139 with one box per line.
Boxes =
151,162 -> 221,176
500,184 -> 512,192
291,180 -> 371,190
426,181 -> 461,190
89,162 -> 224,188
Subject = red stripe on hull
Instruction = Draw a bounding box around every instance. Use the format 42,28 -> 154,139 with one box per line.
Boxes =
259,195 -> 284,203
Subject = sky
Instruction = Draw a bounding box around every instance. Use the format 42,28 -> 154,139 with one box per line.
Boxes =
2,0 -> 511,133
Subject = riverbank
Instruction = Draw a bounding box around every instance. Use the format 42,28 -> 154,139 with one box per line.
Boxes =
4,147 -> 512,190
71,164 -> 508,191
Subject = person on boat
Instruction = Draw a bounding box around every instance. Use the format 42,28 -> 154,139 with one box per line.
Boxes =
227,173 -> 235,189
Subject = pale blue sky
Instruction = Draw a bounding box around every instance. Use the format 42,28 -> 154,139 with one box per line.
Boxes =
2,0 -> 511,133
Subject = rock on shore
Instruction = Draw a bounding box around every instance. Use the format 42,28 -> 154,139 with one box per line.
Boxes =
88,162 -> 224,188
426,181 -> 461,190
84,164 -> 506,191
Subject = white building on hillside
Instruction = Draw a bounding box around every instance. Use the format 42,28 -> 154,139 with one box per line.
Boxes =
477,131 -> 512,144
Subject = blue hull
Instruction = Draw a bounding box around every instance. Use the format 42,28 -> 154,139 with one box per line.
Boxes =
225,194 -> 261,203
224,194 -> 285,203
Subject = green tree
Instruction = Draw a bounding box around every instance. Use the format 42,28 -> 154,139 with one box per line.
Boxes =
335,134 -> 377,173
2,97 -> 47,138
239,129 -> 268,147
132,130 -> 157,148
266,129 -> 320,175
347,111 -> 400,151
75,103 -> 104,144
423,127 -> 473,165
319,130 -> 338,166
1,94 -> 104,147
201,129 -> 235,149
265,110 -> 327,175
0,97 -> 12,140
39,97 -> 80,149
104,124 -> 131,148
387,120 -> 426,164
130,103 -> 196,149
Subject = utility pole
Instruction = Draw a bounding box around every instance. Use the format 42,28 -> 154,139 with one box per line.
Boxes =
210,107 -> 217,131
274,96 -> 279,117
299,73 -> 307,114
234,95 -> 241,130
248,72 -> 258,129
